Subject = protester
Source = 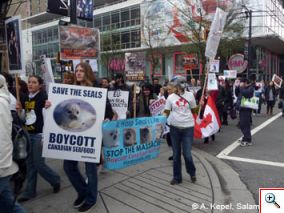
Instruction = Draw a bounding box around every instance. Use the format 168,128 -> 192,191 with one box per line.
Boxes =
280,83 -> 284,117
0,75 -> 26,213
100,77 -> 110,89
63,71 -> 75,85
164,75 -> 198,185
236,78 -> 254,147
60,63 -> 113,212
137,83 -> 156,117
265,81 -> 277,116
111,73 -> 132,117
152,77 -> 162,96
222,80 -> 233,125
16,76 -> 61,202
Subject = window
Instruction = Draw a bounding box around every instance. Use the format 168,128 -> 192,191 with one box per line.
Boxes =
112,33 -> 121,49
121,9 -> 130,27
103,14 -> 110,26
130,8 -> 140,20
111,12 -> 120,25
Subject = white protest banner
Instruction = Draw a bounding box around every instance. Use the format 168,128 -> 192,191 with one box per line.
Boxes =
108,90 -> 129,120
207,73 -> 218,91
43,83 -> 107,163
272,74 -> 283,88
209,59 -> 220,73
224,70 -> 237,79
205,8 -> 228,59
149,97 -> 166,116
40,55 -> 55,92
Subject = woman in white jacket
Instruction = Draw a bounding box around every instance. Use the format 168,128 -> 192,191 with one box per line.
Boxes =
0,74 -> 26,213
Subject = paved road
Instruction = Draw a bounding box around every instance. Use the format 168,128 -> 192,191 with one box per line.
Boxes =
193,107 -> 284,203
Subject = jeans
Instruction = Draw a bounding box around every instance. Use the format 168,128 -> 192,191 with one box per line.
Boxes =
282,99 -> 284,114
239,109 -> 252,142
21,134 -> 60,198
170,126 -> 196,181
0,176 -> 26,213
64,160 -> 97,205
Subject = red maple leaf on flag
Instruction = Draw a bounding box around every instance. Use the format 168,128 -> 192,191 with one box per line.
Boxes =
199,113 -> 213,129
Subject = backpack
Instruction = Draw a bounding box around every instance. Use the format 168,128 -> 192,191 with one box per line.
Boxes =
10,111 -> 30,196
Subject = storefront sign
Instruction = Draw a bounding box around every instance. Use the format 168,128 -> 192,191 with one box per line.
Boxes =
228,54 -> 248,74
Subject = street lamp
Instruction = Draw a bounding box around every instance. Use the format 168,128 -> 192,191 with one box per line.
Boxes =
242,5 -> 252,79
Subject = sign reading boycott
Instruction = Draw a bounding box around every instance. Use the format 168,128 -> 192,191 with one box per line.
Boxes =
102,116 -> 166,170
43,83 -> 107,163
108,90 -> 129,120
149,97 -> 166,116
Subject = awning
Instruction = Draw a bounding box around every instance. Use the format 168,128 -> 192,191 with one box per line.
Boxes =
252,35 -> 284,54
22,12 -> 63,25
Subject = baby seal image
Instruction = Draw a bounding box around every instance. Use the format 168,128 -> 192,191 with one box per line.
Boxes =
123,128 -> 136,147
54,99 -> 96,132
140,127 -> 152,144
103,129 -> 119,148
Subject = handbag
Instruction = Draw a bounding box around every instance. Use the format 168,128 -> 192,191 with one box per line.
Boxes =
240,96 -> 259,110
278,101 -> 283,109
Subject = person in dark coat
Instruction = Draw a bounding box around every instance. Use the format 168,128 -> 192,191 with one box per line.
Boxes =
264,81 -> 277,116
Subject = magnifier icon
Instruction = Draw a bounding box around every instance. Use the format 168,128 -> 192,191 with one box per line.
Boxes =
265,193 -> 280,208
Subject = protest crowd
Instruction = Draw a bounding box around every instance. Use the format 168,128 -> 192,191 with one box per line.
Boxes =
1,62 -> 284,212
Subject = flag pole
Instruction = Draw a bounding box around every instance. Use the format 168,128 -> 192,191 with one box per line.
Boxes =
197,58 -> 210,118
133,83 -> 137,118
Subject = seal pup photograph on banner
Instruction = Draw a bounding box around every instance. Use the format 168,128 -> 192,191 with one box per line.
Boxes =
53,99 -> 96,132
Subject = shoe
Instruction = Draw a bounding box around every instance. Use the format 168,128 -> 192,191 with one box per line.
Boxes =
222,121 -> 228,125
191,176 -> 197,183
170,179 -> 182,185
241,141 -> 248,147
78,202 -> 96,212
204,138 -> 209,144
53,183 -> 61,193
73,196 -> 86,208
238,138 -> 244,143
168,156 -> 173,161
247,142 -> 253,146
18,197 -> 31,203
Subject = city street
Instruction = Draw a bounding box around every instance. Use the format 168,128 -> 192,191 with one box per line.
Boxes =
193,108 -> 284,202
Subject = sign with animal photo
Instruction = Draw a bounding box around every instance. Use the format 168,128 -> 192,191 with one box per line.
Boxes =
207,73 -> 218,91
209,59 -> 220,73
272,74 -> 282,88
108,90 -> 129,120
42,83 -> 107,163
5,15 -> 23,74
125,52 -> 146,81
102,116 -> 166,170
59,25 -> 100,60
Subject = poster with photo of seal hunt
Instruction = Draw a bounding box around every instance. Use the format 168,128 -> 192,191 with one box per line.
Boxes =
42,83 -> 107,163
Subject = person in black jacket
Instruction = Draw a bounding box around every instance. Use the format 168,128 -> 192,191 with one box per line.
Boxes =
236,78 -> 254,146
264,81 -> 277,116
280,83 -> 284,116
222,80 -> 233,125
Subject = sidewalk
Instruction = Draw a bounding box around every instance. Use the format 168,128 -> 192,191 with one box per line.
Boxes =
22,144 -> 257,213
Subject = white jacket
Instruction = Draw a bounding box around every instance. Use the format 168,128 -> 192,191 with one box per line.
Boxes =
0,75 -> 18,178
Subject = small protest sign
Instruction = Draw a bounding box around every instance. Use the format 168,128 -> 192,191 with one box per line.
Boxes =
207,73 -> 218,91
108,90 -> 129,120
272,74 -> 282,88
224,70 -> 237,79
209,59 -> 220,73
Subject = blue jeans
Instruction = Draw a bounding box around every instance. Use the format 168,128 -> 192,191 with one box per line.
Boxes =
64,160 -> 97,205
21,134 -> 60,198
170,126 -> 196,181
0,176 -> 26,213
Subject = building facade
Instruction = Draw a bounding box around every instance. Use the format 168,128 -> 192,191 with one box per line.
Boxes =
2,0 -> 284,82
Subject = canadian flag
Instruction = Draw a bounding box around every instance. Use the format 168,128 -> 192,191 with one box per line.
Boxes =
194,95 -> 221,139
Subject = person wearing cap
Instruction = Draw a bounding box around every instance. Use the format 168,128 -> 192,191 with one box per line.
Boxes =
163,75 -> 199,185
0,74 -> 26,213
236,78 -> 254,146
